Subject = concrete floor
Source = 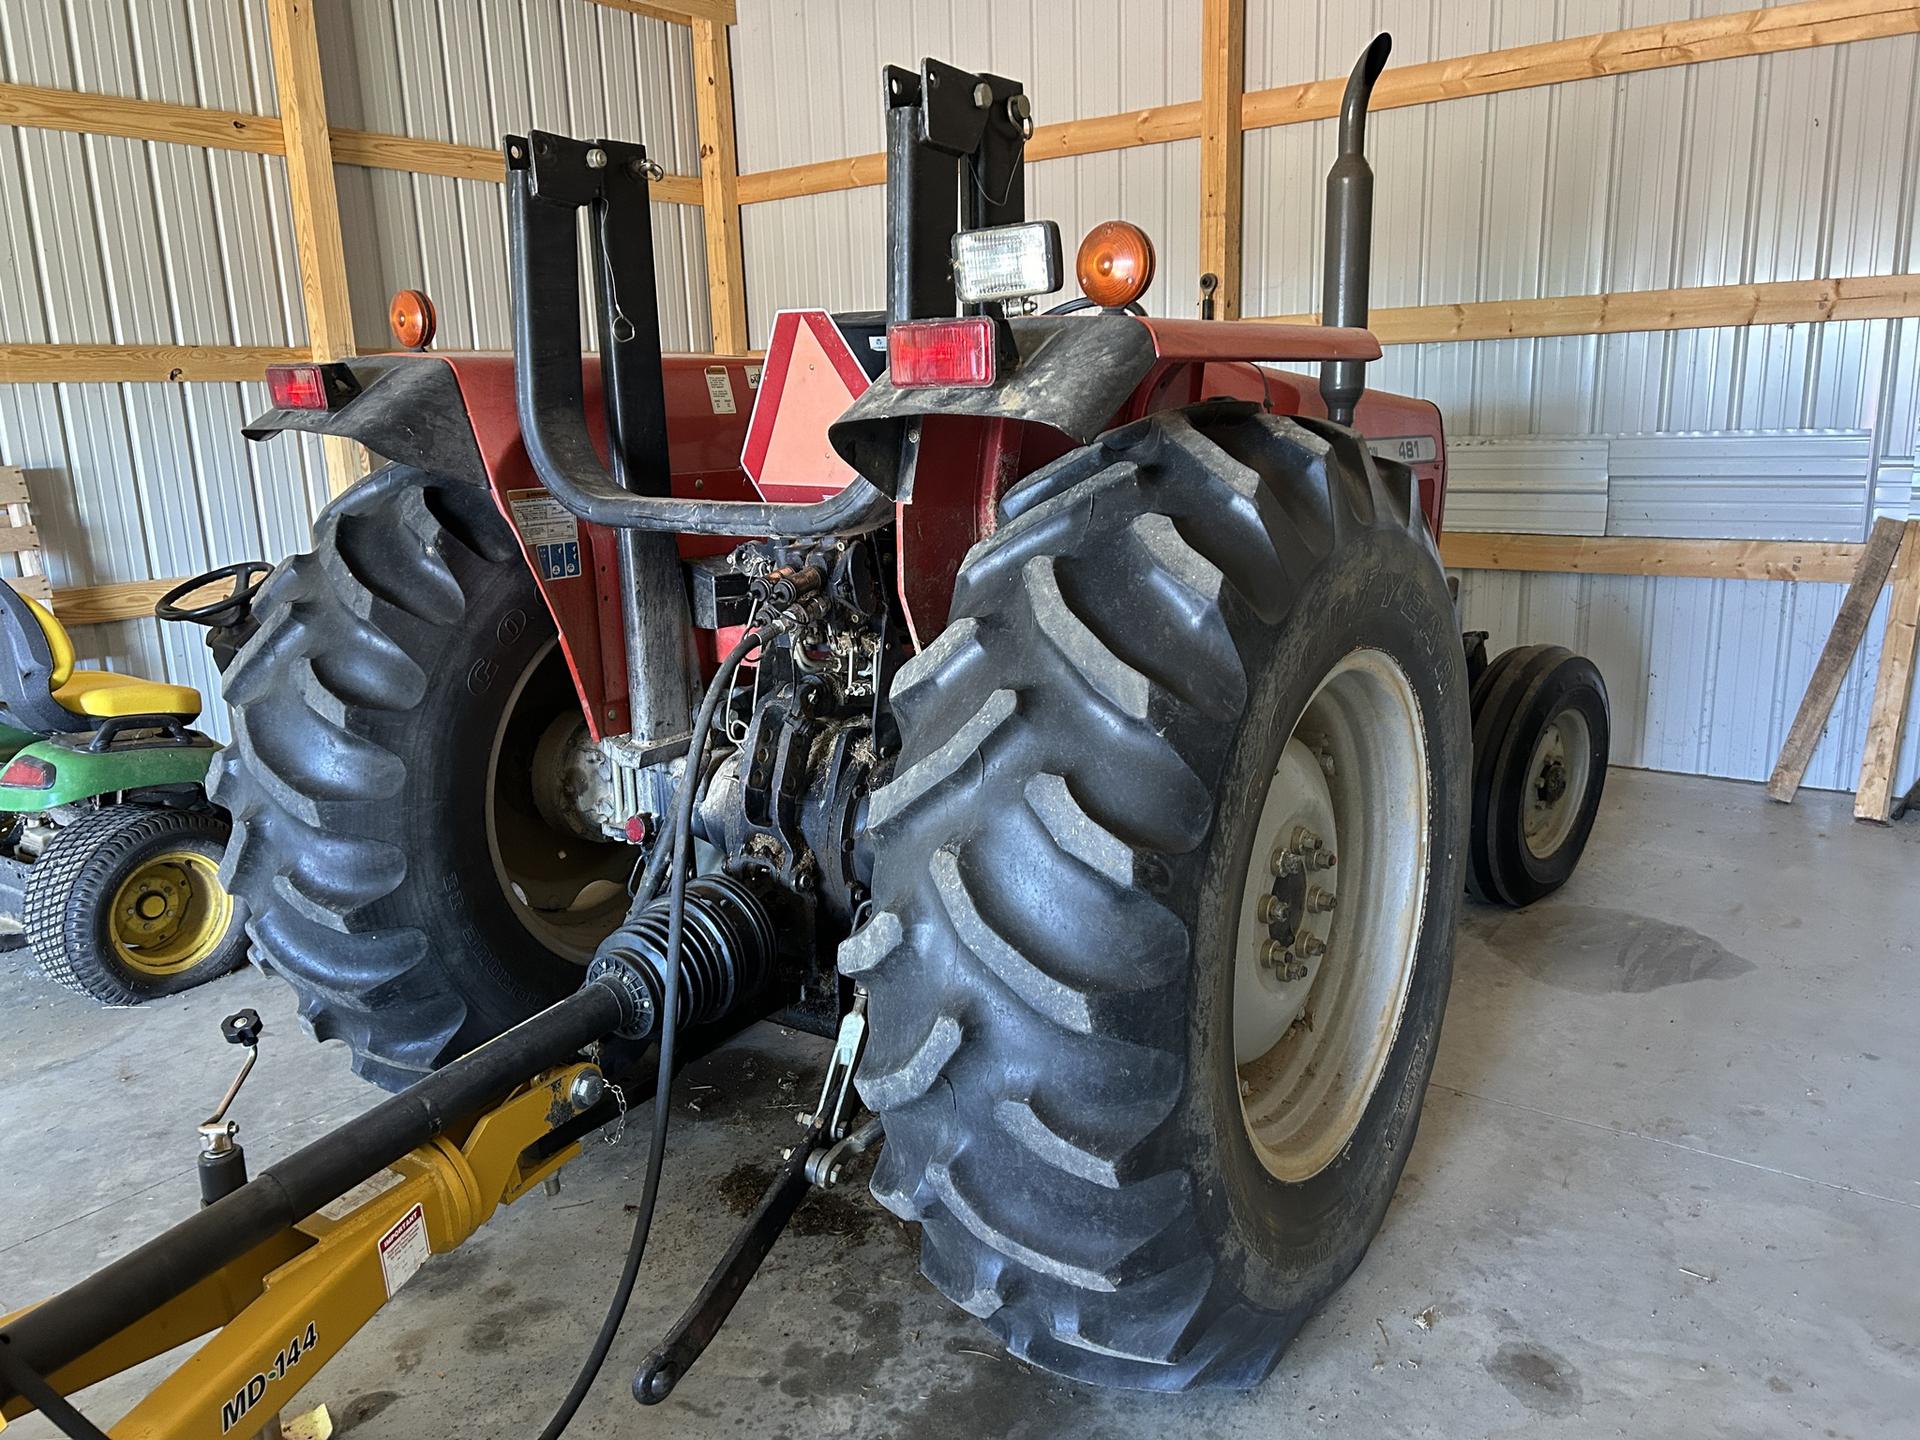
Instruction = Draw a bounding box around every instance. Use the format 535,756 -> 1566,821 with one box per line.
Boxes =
4,767 -> 1917,1438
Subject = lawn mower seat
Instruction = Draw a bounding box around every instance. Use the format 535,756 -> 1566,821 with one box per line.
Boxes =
0,584 -> 201,733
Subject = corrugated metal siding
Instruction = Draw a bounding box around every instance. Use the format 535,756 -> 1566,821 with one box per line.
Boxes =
1606,432 -> 1876,540
0,0 -> 709,740
1444,438 -> 1610,535
0,0 -> 325,736
733,0 -> 1202,346
318,0 -> 710,353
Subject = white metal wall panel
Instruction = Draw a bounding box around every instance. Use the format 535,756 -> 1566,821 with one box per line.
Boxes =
0,0 -> 320,732
318,0 -> 709,353
732,0 -> 1202,345
1606,432 -> 1877,540
1443,438 -> 1610,535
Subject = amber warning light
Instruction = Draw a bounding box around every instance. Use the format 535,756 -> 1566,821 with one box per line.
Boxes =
1076,220 -> 1156,309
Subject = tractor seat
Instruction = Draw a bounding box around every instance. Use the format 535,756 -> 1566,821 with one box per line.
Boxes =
11,592 -> 202,725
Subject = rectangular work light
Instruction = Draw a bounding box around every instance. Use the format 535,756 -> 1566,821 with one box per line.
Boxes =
950,221 -> 1063,305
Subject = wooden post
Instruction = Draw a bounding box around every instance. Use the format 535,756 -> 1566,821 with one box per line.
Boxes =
266,0 -> 361,496
1199,0 -> 1246,319
1855,521 -> 1920,822
692,16 -> 749,355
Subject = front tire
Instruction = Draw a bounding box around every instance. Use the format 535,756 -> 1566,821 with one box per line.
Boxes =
25,804 -> 246,1005
210,466 -> 635,1090
844,404 -> 1469,1390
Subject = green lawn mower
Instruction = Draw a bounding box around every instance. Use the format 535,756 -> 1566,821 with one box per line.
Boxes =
0,562 -> 266,1004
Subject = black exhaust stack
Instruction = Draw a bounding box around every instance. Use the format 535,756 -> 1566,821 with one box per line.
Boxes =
1319,33 -> 1391,428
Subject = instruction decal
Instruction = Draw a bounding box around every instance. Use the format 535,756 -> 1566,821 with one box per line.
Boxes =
378,1201 -> 430,1298
705,364 -> 738,414
508,487 -> 583,582
745,363 -> 763,389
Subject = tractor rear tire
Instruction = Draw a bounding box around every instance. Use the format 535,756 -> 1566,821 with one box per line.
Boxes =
844,404 -> 1469,1390
210,466 -> 634,1091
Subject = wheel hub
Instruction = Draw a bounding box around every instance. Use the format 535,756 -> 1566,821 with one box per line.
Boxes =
110,850 -> 233,976
1521,707 -> 1592,860
1233,649 -> 1430,1183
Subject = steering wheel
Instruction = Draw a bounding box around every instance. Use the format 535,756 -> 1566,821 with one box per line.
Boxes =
1043,296 -> 1148,316
155,561 -> 274,627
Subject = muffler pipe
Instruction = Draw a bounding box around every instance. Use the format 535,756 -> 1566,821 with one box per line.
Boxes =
1319,32 -> 1392,428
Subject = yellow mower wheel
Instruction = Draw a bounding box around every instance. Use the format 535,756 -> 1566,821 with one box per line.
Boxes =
24,805 -> 248,1005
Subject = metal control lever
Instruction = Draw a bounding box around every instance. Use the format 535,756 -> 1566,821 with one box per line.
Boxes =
197,1008 -> 262,1204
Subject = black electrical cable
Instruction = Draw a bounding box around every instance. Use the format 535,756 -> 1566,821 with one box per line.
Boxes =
535,622 -> 769,1439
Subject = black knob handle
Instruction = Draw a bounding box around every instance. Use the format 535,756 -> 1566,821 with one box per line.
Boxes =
222,1009 -> 263,1048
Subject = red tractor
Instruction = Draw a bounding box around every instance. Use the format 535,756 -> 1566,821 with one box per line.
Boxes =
2,35 -> 1609,1423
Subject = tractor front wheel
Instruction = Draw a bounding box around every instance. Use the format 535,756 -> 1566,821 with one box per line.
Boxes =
845,404 -> 1469,1390
210,466 -> 635,1090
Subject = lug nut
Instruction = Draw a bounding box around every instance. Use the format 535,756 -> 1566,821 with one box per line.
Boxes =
1291,826 -> 1322,852
1259,894 -> 1291,925
1307,887 -> 1337,914
1296,933 -> 1327,959
1312,849 -> 1338,870
1260,939 -> 1290,968
1270,847 -> 1304,877
1277,957 -> 1311,982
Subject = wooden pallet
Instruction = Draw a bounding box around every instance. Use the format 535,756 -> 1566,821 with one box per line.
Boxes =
0,466 -> 52,608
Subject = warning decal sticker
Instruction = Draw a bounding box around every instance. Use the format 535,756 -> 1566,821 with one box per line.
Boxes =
705,365 -> 737,414
378,1201 -> 430,1297
508,488 -> 583,582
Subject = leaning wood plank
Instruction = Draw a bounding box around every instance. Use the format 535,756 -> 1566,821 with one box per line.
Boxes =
1439,532 -> 1865,583
1855,522 -> 1920,821
0,468 -> 27,507
1766,517 -> 1905,802
0,523 -> 40,556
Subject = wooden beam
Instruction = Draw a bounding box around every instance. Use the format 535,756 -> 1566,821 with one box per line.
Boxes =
47,578 -> 182,625
590,0 -> 737,27
734,0 -> 1920,206
1199,0 -> 1247,319
1242,0 -> 1920,133
0,80 -> 283,155
1855,522 -> 1920,821
1440,532 -> 1869,583
1259,273 -> 1920,345
0,343 -> 309,384
1767,517 -> 1906,803
266,0 -> 361,497
330,128 -> 702,204
736,101 -> 1203,206
691,16 -> 749,355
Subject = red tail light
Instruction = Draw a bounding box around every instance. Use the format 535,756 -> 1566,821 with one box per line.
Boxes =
266,363 -> 332,410
0,755 -> 55,789
887,318 -> 997,389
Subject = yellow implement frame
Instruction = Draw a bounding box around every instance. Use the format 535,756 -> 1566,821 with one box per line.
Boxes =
1,1063 -> 598,1440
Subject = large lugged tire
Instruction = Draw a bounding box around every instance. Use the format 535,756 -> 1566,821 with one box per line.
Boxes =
843,403 -> 1470,1390
210,466 -> 633,1091
1466,643 -> 1609,907
25,803 -> 246,1005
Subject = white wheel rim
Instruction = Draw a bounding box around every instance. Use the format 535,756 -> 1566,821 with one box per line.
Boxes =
485,638 -> 633,963
1234,648 -> 1429,1183
1521,707 -> 1591,860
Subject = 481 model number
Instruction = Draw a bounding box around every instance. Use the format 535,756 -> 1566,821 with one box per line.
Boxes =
220,1321 -> 318,1434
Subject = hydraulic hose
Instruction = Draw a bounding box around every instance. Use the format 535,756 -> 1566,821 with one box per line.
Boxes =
536,622 -> 767,1437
